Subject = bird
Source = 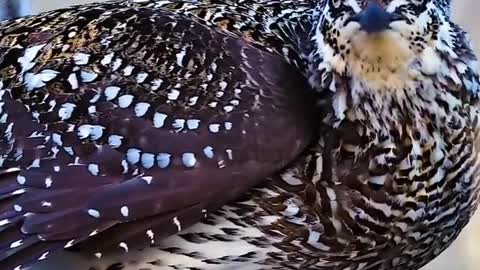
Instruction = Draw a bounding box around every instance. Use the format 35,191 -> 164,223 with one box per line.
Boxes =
0,0 -> 319,269
0,0 -> 479,270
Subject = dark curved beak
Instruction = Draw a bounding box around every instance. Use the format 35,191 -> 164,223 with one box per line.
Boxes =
346,1 -> 398,33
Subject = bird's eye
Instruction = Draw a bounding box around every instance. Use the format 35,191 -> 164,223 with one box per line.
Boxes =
329,0 -> 342,8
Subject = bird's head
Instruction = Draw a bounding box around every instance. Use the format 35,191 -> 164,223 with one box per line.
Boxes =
309,0 -> 478,96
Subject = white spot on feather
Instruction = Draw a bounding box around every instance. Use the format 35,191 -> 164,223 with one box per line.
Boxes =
13,205 -> 22,212
121,206 -> 129,217
135,102 -> 151,117
142,176 -> 153,184
146,230 -> 155,244
123,65 -> 134,76
25,70 -> 59,90
88,164 -> 100,176
136,72 -> 148,83
224,105 -> 234,112
73,53 -> 90,65
118,95 -> 134,108
188,96 -> 199,106
182,153 -> 196,168
226,149 -> 233,160
0,219 -> 10,227
104,86 -> 121,101
58,103 -> 76,120
153,113 -> 168,128
369,175 -> 387,186
77,125 -> 92,139
172,119 -> 185,131
186,119 -> 200,130
52,133 -> 63,146
176,48 -> 187,66
88,209 -> 101,218
64,240 -> 76,248
38,251 -> 49,261
281,171 -> 303,186
41,201 -> 52,207
45,177 -> 53,188
10,240 -> 23,249
173,217 -> 182,231
203,146 -> 214,159
0,114 -> 8,123
23,45 -> 45,60
89,93 -> 101,103
108,135 -> 123,148
119,242 -> 129,252
141,153 -> 155,169
18,44 -> 45,73
127,149 -> 141,164
77,125 -> 105,140
209,124 -> 220,133
219,81 -> 228,90
17,175 -> 26,185
151,78 -> 163,91
100,53 -> 114,66
307,230 -> 330,251
112,58 -> 122,71
12,189 -> 26,195
157,153 -> 171,168
167,89 -> 180,100
283,203 -> 300,216
121,160 -> 129,174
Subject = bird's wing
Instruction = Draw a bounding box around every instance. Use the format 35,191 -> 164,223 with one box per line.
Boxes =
0,3 -> 317,269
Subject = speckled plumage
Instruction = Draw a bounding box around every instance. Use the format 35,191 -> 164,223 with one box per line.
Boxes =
0,1 -> 480,270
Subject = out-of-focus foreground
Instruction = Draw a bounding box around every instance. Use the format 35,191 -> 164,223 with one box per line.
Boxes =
1,1 -> 480,269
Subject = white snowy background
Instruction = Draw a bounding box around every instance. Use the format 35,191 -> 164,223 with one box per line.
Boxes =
0,0 -> 479,269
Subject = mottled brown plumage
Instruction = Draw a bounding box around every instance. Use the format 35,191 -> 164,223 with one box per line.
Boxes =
0,1 -> 479,270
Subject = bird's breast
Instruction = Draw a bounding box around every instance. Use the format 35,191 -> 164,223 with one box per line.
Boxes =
348,30 -> 414,90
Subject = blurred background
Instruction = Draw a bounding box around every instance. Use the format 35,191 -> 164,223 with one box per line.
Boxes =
0,0 -> 479,269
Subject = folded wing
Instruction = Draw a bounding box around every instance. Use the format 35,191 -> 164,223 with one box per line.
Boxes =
0,3 -> 317,269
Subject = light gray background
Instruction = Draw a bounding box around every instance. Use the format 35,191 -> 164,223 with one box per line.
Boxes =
3,1 -> 480,269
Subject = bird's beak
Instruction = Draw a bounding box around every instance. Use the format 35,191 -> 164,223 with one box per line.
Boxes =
346,0 -> 401,34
